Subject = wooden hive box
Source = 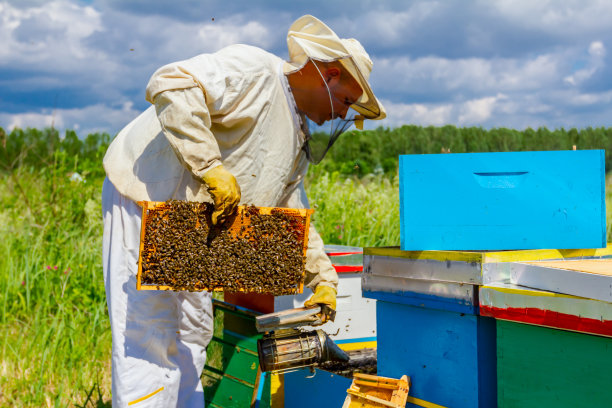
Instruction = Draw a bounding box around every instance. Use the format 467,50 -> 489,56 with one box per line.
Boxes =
399,150 -> 606,250
136,201 -> 313,294
496,319 -> 612,407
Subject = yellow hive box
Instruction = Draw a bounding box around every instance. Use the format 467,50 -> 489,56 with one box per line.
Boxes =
136,201 -> 313,294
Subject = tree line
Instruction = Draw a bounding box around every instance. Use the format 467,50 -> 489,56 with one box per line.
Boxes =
1,125 -> 611,177
319,125 -> 612,176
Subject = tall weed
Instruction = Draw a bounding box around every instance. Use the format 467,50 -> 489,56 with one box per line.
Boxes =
0,158 -> 111,406
306,172 -> 400,247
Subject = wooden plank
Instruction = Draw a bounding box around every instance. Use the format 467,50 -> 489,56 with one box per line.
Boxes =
345,389 -> 398,408
390,375 -> 410,406
363,245 -> 612,272
480,284 -> 612,337
399,150 -> 606,250
522,259 -> 612,276
509,262 -> 612,302
343,374 -> 409,408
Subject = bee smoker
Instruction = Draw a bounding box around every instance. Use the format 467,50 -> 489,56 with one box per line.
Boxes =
255,306 -> 349,373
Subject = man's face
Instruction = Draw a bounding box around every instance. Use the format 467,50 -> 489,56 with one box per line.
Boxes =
327,79 -> 364,123
305,66 -> 363,125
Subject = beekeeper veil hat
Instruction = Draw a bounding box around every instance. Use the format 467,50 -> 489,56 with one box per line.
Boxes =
283,15 -> 386,120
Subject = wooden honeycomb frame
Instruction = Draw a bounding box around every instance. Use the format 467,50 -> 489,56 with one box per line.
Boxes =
136,201 -> 313,294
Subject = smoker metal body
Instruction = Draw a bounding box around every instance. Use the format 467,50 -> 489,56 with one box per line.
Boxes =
255,305 -> 349,375
257,328 -> 349,373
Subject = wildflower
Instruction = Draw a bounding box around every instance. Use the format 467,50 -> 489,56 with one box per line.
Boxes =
69,172 -> 84,183
53,266 -> 58,270
46,265 -> 52,270
21,281 -> 25,286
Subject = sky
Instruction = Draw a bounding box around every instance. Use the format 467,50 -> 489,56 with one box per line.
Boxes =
2,0 -> 612,137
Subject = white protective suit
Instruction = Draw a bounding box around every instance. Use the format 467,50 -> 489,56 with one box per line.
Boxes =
102,44 -> 338,407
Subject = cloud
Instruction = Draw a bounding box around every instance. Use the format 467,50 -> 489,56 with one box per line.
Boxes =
0,101 -> 140,136
372,52 -> 563,103
458,95 -> 504,125
380,85 -> 612,131
0,1 -> 103,67
380,100 -> 453,128
379,94 -> 505,128
491,0 -> 612,35
564,41 -> 606,85
589,40 -> 606,57
2,0 -> 612,136
196,20 -> 272,51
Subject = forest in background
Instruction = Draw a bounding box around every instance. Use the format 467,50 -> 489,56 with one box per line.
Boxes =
3,125 -> 612,179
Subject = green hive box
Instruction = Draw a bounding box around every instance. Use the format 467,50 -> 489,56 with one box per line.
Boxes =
203,300 -> 273,408
497,319 -> 612,407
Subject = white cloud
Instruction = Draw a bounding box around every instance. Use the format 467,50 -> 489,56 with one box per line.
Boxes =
373,52 -> 562,98
589,40 -> 606,57
341,3 -> 440,44
0,102 -> 141,136
197,20 -> 272,51
564,41 -> 606,86
380,94 -> 505,128
458,95 -> 504,125
3,111 -> 56,130
0,0 -> 103,66
562,89 -> 612,106
490,0 -> 612,36
380,100 -> 453,128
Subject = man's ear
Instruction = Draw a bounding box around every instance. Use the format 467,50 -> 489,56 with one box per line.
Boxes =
325,67 -> 341,86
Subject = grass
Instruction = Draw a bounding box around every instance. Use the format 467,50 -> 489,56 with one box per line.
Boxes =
0,166 -> 111,407
0,164 -> 610,406
306,172 -> 400,248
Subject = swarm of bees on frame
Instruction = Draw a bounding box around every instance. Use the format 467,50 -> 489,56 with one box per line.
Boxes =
140,201 -> 307,294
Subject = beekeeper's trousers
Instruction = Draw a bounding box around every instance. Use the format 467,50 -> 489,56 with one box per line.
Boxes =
102,178 -> 213,407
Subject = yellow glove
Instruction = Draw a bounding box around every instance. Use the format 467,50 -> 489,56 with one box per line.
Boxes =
304,285 -> 336,323
202,165 -> 241,225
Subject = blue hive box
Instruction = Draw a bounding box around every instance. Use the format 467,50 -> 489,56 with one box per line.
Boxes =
363,248 -> 497,407
376,301 -> 496,408
399,150 -> 606,251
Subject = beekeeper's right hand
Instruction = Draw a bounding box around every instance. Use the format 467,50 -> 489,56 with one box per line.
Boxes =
304,285 -> 337,324
202,165 -> 241,225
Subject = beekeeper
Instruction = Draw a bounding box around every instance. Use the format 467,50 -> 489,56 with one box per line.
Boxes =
102,14 -> 385,407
